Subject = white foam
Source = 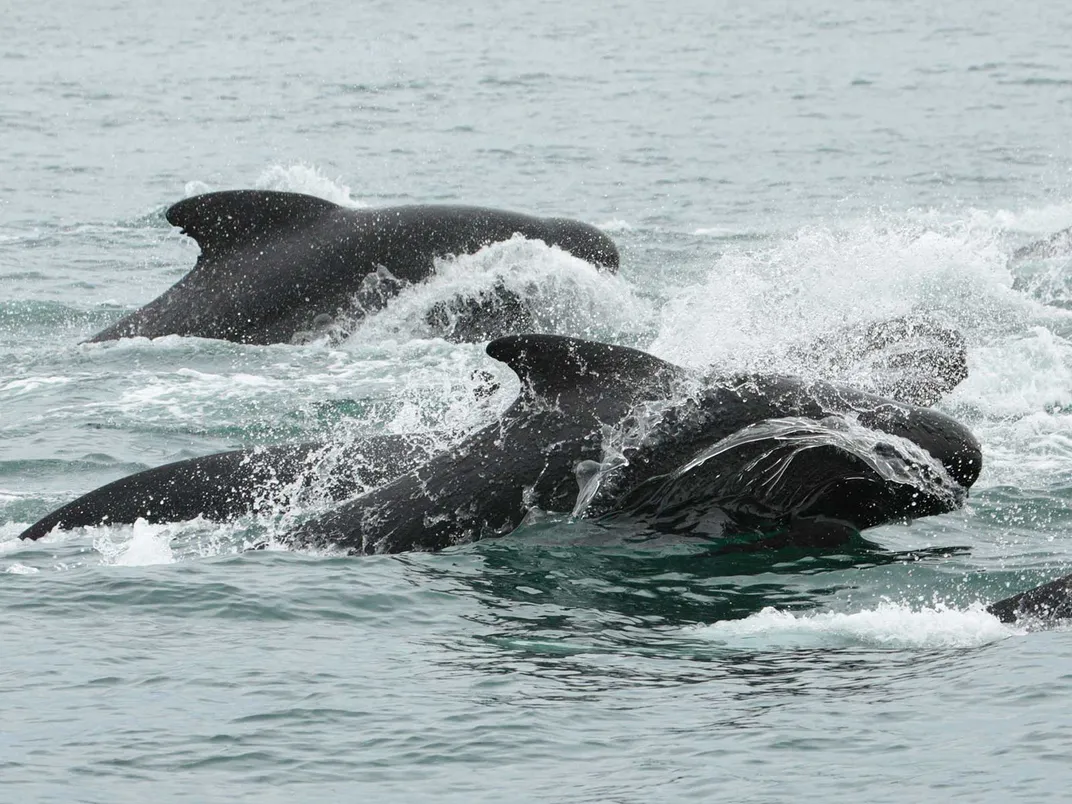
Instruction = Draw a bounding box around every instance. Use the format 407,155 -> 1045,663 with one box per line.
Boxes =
0,229 -> 44,245
348,235 -> 654,344
254,164 -> 366,208
78,333 -> 210,353
0,522 -> 34,552
693,225 -> 755,237
69,343 -> 390,427
957,327 -> 1072,486
93,518 -> 175,566
5,563 -> 39,575
688,602 -> 1017,650
960,327 -> 1072,417
0,375 -> 72,398
182,180 -> 213,197
650,220 -> 1019,372
183,164 -> 366,208
964,202 -> 1072,237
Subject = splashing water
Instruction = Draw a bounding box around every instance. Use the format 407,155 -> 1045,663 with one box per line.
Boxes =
347,235 -> 655,345
574,395 -> 961,523
93,518 -> 177,566
573,397 -> 679,517
183,162 -> 367,208
650,219 -> 1056,373
673,415 -> 960,507
687,602 -> 1018,650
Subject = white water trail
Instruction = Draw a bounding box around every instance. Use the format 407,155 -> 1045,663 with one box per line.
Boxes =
687,602 -> 1019,650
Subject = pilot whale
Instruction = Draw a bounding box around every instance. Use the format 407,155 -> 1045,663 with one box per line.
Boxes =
987,571 -> 1072,626
283,334 -> 982,554
86,190 -> 619,345
19,319 -> 973,543
16,434 -> 438,542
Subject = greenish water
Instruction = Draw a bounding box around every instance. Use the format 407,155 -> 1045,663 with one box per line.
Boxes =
3,0 -> 1072,800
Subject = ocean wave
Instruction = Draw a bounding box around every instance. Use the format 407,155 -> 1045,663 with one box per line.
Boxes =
346,235 -> 655,346
686,602 -> 1019,649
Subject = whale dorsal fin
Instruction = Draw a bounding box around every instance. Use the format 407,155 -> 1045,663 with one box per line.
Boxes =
486,334 -> 682,405
166,190 -> 341,256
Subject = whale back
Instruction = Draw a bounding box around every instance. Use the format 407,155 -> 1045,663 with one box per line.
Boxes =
988,572 -> 1072,625
284,335 -> 687,554
87,191 -> 621,344
16,434 -> 438,541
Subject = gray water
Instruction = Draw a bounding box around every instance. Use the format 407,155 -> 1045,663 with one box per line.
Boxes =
4,0 -> 1072,801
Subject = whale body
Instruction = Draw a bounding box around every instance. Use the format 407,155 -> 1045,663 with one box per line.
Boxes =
87,191 -> 619,345
283,335 -> 982,555
21,317 -> 972,542
17,435 -> 437,542
987,572 -> 1072,625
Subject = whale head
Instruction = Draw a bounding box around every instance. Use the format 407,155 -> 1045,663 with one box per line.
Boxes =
561,362 -> 982,542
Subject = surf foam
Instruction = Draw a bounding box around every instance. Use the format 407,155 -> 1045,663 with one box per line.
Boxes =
688,602 -> 1017,650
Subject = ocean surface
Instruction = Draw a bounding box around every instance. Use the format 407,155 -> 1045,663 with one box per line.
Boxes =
3,0 -> 1072,800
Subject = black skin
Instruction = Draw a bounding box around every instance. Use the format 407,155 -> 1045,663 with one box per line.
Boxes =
424,279 -> 536,343
20,316 -> 971,541
585,374 -> 981,537
284,335 -> 982,555
17,435 -> 436,542
87,191 -> 619,345
987,573 -> 1072,625
287,337 -> 681,554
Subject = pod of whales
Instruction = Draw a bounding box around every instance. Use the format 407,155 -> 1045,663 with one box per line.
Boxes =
283,334 -> 982,554
27,196 -> 1072,630
22,335 -> 983,558
20,317 -> 971,542
87,190 -> 619,345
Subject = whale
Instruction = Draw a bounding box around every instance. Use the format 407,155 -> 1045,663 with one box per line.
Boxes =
987,572 -> 1072,626
86,190 -> 619,345
283,334 -> 982,555
19,318 -> 972,543
17,434 -> 438,542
